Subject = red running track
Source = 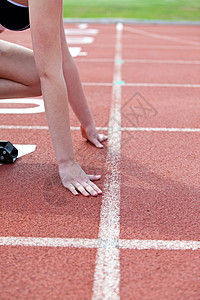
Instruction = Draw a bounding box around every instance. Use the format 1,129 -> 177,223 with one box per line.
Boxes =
0,23 -> 200,299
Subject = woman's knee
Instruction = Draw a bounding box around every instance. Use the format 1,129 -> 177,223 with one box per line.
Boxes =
0,40 -> 40,88
31,81 -> 42,97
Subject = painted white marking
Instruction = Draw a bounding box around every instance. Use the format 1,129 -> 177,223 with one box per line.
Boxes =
1,125 -> 200,133
66,37 -> 94,44
119,239 -> 200,251
82,83 -> 200,88
0,144 -> 36,166
124,25 -> 200,47
85,44 -> 200,50
125,59 -> 200,64
0,237 -> 199,250
69,47 -> 84,57
76,58 -> 114,62
92,23 -> 123,300
76,58 -> 200,65
78,24 -> 88,29
65,29 -> 98,35
121,127 -> 200,132
0,125 -> 49,130
78,52 -> 87,56
125,44 -> 200,49
0,99 -> 44,114
13,144 -> 36,159
0,237 -> 98,248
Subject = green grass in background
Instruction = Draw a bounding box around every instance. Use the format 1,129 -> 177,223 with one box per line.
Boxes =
63,0 -> 200,21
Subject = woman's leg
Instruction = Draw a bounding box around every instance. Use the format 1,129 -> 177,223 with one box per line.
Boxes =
0,40 -> 41,98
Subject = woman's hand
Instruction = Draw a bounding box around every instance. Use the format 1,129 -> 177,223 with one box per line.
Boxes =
80,124 -> 108,148
59,159 -> 102,197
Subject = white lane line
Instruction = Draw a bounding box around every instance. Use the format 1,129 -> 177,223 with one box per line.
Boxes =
78,24 -> 88,29
86,44 -> 200,49
121,127 -> 200,133
119,239 -> 200,251
124,59 -> 200,64
92,23 -> 123,300
76,58 -> 200,64
0,237 -> 98,248
0,99 -> 45,114
66,37 -> 94,44
1,126 -> 200,133
123,26 -> 200,47
0,125 -> 49,130
65,28 -> 98,35
82,83 -> 200,88
0,237 -> 199,251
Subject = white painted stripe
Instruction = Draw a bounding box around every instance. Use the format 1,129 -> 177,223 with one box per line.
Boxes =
76,58 -> 200,64
13,144 -> 36,159
121,127 -> 200,132
78,24 -> 88,29
124,26 -> 200,47
76,58 -> 114,63
0,144 -> 36,165
1,125 -> 200,133
92,23 -> 123,300
124,59 -> 200,64
66,37 -> 94,44
124,45 -> 200,49
69,47 -> 82,57
82,82 -> 200,88
0,237 -> 199,250
65,29 -> 98,35
119,239 -> 200,251
0,125 -> 49,130
0,99 -> 45,114
87,44 -> 200,49
0,237 -> 98,248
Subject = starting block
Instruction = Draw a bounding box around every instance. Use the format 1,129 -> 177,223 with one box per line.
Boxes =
0,141 -> 18,164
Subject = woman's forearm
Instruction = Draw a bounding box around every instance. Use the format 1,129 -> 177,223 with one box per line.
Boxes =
63,56 -> 95,128
40,74 -> 75,165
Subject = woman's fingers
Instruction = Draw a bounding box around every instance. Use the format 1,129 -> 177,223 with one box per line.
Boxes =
66,178 -> 102,197
92,134 -> 108,147
92,138 -> 103,148
80,181 -> 99,197
88,180 -> 102,194
98,134 -> 108,142
65,183 -> 79,196
80,125 -> 108,148
87,174 -> 101,181
73,182 -> 90,197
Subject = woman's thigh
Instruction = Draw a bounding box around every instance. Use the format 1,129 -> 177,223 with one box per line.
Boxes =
0,40 -> 40,87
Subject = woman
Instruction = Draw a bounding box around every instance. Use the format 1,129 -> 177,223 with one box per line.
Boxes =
0,0 -> 108,197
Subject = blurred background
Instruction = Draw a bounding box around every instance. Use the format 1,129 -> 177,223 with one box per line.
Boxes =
63,0 -> 200,21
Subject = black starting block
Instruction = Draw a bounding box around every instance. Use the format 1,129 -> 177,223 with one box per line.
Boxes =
0,141 -> 18,164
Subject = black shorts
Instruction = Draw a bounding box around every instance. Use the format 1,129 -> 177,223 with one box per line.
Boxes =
0,0 -> 30,31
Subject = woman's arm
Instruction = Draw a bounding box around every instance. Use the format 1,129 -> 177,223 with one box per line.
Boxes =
28,0 -> 102,197
59,17 -> 94,128
59,16 -> 107,148
28,0 -> 75,165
